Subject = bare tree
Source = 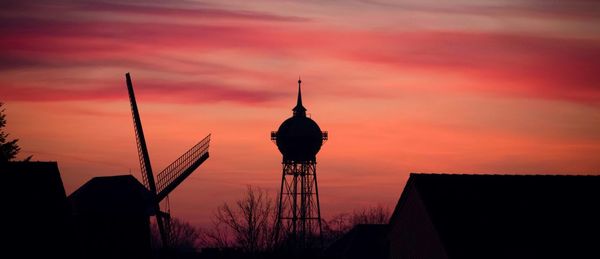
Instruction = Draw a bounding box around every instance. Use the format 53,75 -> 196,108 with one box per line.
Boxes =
351,204 -> 390,225
170,218 -> 201,252
199,221 -> 233,249
323,205 -> 391,244
151,217 -> 201,253
207,185 -> 277,253
322,212 -> 352,244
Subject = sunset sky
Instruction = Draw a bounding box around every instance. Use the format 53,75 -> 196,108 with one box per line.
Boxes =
1,0 -> 599,228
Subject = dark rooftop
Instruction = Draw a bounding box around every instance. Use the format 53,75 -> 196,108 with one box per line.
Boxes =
391,173 -> 600,258
1,161 -> 68,215
326,224 -> 389,259
0,161 -> 71,257
69,175 -> 154,216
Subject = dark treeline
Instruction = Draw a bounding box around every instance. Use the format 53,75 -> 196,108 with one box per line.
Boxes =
159,185 -> 390,258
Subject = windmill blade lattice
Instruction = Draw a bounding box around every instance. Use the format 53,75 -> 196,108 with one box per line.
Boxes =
156,134 -> 210,201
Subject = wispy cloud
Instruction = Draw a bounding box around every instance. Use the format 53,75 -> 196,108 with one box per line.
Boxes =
0,79 -> 284,104
359,0 -> 600,19
79,1 -> 310,22
3,11 -> 598,103
342,31 -> 600,103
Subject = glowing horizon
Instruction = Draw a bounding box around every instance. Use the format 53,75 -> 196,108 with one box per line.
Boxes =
1,0 -> 599,227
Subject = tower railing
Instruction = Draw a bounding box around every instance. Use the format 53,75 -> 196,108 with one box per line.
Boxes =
271,131 -> 277,141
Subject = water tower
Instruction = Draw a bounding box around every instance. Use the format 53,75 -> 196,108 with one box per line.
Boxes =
271,78 -> 328,248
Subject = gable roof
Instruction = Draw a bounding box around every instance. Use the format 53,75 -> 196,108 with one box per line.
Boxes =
390,173 -> 600,258
69,175 -> 154,216
0,161 -> 68,215
0,161 -> 72,257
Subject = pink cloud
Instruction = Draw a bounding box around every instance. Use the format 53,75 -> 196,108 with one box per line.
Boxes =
79,1 -> 309,22
0,79 -> 285,104
3,0 -> 309,22
360,0 -> 600,19
344,31 -> 600,103
2,2 -> 599,106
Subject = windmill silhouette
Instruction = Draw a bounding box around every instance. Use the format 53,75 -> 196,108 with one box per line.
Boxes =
125,73 -> 210,249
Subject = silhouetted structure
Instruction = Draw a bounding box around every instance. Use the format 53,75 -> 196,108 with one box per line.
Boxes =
388,173 -> 600,259
271,78 -> 328,249
325,224 -> 389,259
125,73 -> 211,250
69,175 -> 154,258
0,161 -> 70,257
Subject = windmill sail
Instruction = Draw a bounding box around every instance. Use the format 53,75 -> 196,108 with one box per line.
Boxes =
156,134 -> 210,201
126,73 -> 156,192
125,73 -> 168,249
125,73 -> 211,251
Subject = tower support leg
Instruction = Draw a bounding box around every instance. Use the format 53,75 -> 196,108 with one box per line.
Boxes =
276,161 -> 322,250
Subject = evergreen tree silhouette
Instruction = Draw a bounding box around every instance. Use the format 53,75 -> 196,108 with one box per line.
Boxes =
0,102 -> 27,162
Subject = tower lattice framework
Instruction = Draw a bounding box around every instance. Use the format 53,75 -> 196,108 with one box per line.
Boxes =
278,160 -> 322,247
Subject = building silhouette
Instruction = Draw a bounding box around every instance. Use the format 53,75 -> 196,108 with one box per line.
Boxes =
388,173 -> 600,259
69,175 -> 154,258
271,79 -> 328,249
0,161 -> 71,258
1,161 -> 158,258
325,224 -> 389,259
326,173 -> 600,259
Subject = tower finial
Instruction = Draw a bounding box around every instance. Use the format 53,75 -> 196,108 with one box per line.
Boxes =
293,77 -> 306,117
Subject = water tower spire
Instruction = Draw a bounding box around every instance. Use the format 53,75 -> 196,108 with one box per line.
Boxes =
293,77 -> 306,117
